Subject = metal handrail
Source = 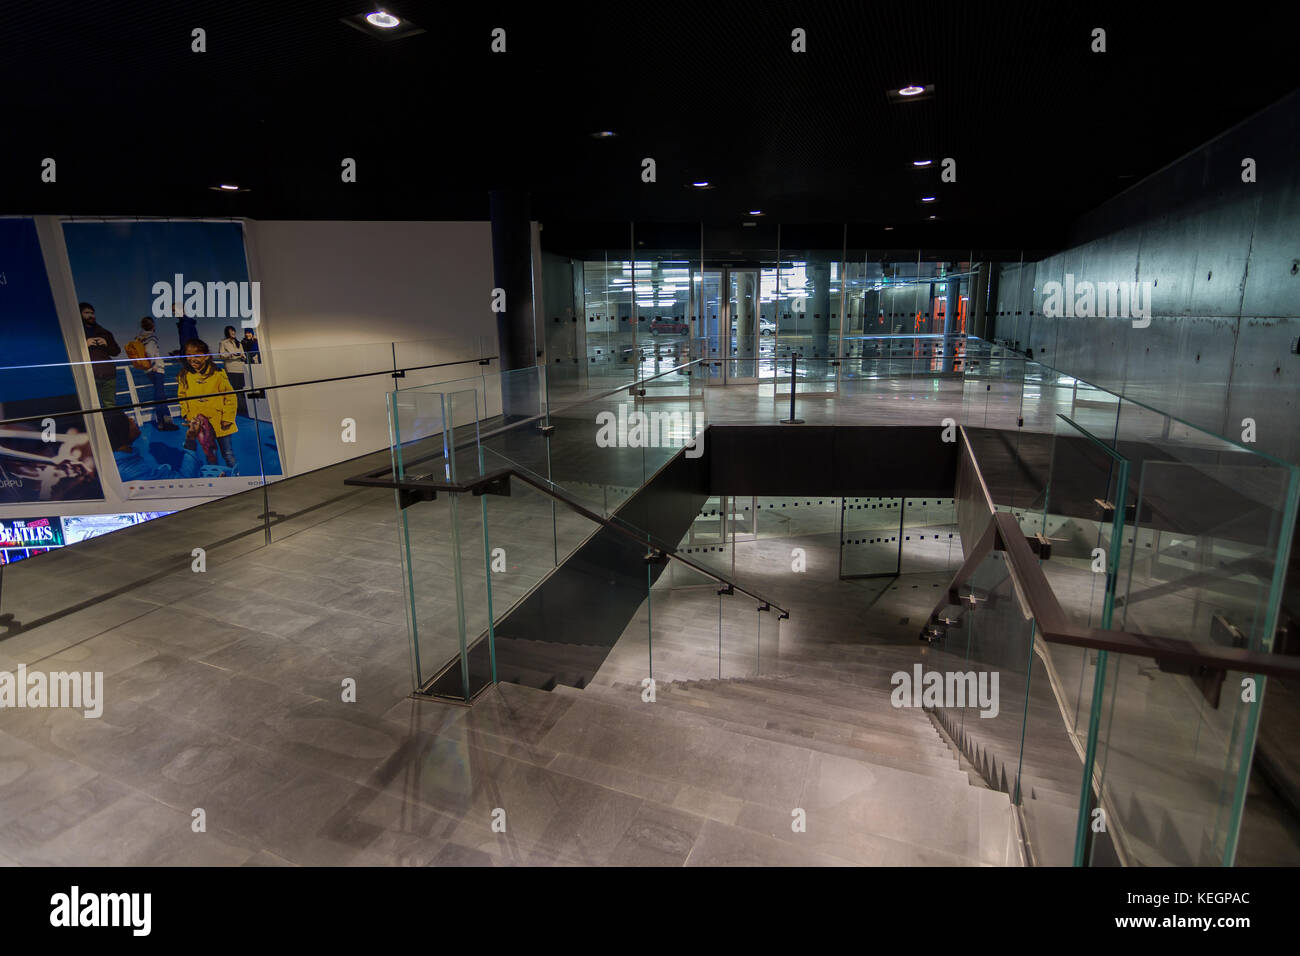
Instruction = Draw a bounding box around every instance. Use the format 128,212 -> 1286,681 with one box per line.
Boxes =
347,356 -> 707,484
930,427 -> 1300,694
0,353 -> 500,428
344,460 -> 790,619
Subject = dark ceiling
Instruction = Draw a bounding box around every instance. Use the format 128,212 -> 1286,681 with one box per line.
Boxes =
2,0 -> 1296,251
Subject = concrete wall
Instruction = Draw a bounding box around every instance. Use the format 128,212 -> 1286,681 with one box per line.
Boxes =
246,220 -> 498,475
991,91 -> 1300,466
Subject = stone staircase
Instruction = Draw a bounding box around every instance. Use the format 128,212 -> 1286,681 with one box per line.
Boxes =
531,639 -> 1024,866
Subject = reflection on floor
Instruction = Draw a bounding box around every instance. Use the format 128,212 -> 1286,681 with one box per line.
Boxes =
0,370 -> 1295,865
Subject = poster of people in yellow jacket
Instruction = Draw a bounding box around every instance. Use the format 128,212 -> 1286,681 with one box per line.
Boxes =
177,339 -> 239,473
61,220 -> 282,498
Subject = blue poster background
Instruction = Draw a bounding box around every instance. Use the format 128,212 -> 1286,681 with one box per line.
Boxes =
62,221 -> 282,493
0,218 -> 105,503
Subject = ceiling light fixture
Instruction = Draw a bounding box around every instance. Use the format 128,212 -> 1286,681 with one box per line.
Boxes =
912,159 -> 932,167
341,9 -> 424,39
899,85 -> 925,96
591,130 -> 616,139
921,196 -> 936,203
748,210 -> 763,216
692,181 -> 710,188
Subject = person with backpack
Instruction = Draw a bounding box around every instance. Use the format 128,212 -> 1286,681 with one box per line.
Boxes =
176,338 -> 238,473
126,317 -> 177,430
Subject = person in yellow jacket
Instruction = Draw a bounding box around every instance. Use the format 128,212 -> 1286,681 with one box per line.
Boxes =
177,338 -> 239,472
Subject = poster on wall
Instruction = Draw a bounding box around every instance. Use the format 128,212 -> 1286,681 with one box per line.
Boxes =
0,217 -> 106,504
0,512 -> 174,565
61,221 -> 283,499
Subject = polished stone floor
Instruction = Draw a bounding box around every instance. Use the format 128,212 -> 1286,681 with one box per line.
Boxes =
0,472 -> 1013,865
0,373 -> 1292,866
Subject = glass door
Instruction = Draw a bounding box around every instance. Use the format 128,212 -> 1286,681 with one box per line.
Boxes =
694,267 -> 760,384
727,269 -> 760,384
696,269 -> 725,385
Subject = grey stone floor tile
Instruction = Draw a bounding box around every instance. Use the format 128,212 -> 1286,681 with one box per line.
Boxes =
606,802 -> 703,866
0,785 -> 258,866
243,699 -> 413,784
684,818 -> 852,867
105,604 -> 255,658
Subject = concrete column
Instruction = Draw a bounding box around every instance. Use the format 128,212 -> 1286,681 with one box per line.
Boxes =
490,189 -> 537,422
810,261 -> 831,358
490,189 -> 536,372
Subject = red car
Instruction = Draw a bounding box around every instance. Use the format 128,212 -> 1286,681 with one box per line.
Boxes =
648,317 -> 690,335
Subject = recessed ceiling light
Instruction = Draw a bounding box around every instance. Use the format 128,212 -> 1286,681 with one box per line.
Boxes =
208,183 -> 249,192
921,196 -> 936,203
748,210 -> 763,216
884,226 -> 894,231
219,184 -> 239,191
692,181 -> 710,188
591,130 -> 616,139
929,215 -> 937,219
912,159 -> 932,167
899,85 -> 925,96
341,10 -> 423,39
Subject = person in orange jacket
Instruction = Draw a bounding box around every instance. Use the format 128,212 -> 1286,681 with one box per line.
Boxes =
176,338 -> 238,472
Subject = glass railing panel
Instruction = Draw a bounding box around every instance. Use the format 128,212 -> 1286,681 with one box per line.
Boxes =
543,366 -> 704,514
753,495 -> 840,548
1121,460 -> 1292,648
1041,414 -> 1129,752
1099,426 -> 1298,865
515,511 -> 653,691
769,356 -> 838,398
387,386 -> 482,695
900,496 -> 961,575
931,546 -> 1031,782
930,546 -> 1082,865
637,344 -> 698,399
1084,647 -> 1259,866
475,366 -> 550,482
954,432 -> 993,558
478,460 -> 601,692
673,495 -> 733,583
839,496 -> 902,578
393,335 -> 496,390
1059,375 -> 1121,442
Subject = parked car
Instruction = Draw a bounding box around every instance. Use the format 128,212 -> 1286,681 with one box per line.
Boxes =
731,318 -> 777,336
648,317 -> 690,335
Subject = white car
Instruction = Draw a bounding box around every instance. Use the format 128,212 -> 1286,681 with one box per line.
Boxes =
732,318 -> 776,336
